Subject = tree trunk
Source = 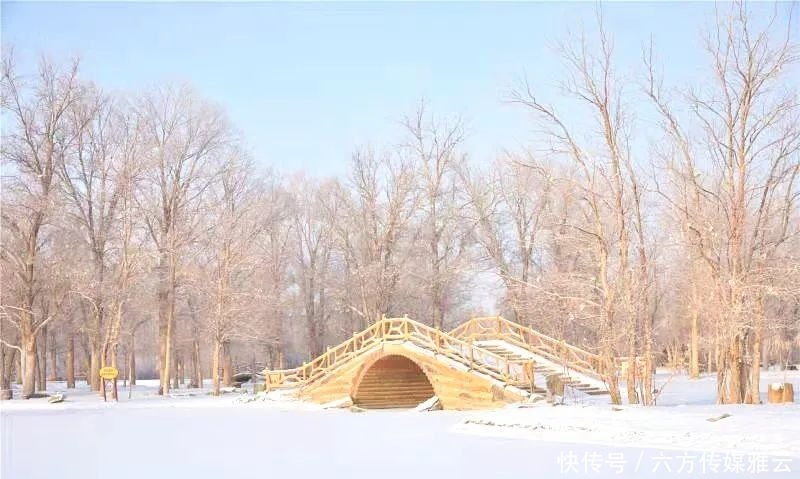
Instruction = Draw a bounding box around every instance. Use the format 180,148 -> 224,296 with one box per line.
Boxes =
222,341 -> 233,386
689,307 -> 700,379
626,333 -> 638,404
129,333 -> 137,386
48,330 -> 58,381
33,351 -> 40,392
157,250 -> 175,396
191,338 -> 201,388
158,297 -> 168,395
211,337 -> 221,396
602,349 -> 622,405
89,342 -> 101,391
727,335 -> 745,403
22,333 -> 37,398
65,334 -> 75,388
747,298 -> 764,404
38,328 -> 48,391
642,311 -> 655,406
15,353 -> 22,385
171,343 -> 179,390
0,345 -> 10,399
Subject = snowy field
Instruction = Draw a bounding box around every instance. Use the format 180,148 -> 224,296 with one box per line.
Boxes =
1,371 -> 798,479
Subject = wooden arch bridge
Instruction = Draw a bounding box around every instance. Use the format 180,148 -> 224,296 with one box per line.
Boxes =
263,316 -> 610,410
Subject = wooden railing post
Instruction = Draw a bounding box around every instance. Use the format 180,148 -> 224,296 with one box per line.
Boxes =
469,339 -> 474,369
326,346 -> 331,368
527,361 -> 535,392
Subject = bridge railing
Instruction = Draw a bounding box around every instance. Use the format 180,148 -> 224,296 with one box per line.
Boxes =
450,316 -> 605,380
263,316 -> 535,392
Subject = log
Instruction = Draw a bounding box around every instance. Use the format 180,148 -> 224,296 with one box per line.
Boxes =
706,413 -> 731,422
48,393 -> 65,403
414,396 -> 441,412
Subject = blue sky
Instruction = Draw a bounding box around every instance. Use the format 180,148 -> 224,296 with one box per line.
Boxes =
2,2 -> 793,177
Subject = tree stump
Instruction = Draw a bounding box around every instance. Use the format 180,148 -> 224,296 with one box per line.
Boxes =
768,383 -> 795,404
546,374 -> 565,396
782,383 -> 794,403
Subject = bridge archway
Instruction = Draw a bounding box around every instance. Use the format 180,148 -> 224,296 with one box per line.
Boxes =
352,354 -> 436,409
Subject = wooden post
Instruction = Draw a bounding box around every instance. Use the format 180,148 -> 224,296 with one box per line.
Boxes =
469,340 -> 474,369
112,378 -> 118,401
526,361 -> 535,392
326,346 -> 331,368
102,378 -> 107,402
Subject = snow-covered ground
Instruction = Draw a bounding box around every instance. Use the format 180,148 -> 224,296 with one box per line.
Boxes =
1,371 -> 798,478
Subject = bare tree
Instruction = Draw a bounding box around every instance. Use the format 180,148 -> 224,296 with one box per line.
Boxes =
460,155 -> 552,323
203,148 -> 264,395
57,87 -> 134,389
510,15 -> 656,404
137,85 -> 230,395
405,104 -> 468,329
332,147 -> 418,329
291,177 -> 337,357
1,54 -> 84,397
646,2 -> 799,404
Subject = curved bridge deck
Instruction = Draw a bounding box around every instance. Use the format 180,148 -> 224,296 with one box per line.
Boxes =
263,316 -> 609,409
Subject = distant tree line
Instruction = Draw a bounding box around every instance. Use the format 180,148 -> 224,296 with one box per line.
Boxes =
1,3 -> 798,404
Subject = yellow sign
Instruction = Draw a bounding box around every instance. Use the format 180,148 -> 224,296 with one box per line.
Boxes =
99,366 -> 119,380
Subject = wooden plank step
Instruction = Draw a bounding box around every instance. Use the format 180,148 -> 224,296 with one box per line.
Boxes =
356,395 -> 433,403
355,397 -> 431,404
356,404 -> 424,410
357,385 -> 431,393
357,379 -> 434,386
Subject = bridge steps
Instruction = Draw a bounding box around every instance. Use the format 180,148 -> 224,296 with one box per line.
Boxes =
476,341 -> 608,397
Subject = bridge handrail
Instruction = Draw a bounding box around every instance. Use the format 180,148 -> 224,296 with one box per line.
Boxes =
263,316 -> 535,391
450,316 -> 605,380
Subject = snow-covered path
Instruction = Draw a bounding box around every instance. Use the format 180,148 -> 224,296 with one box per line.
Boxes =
1,404 -> 794,479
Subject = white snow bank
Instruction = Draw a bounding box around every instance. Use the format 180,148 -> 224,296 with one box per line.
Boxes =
454,402 -> 800,458
0,379 -> 320,412
322,396 -> 353,409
